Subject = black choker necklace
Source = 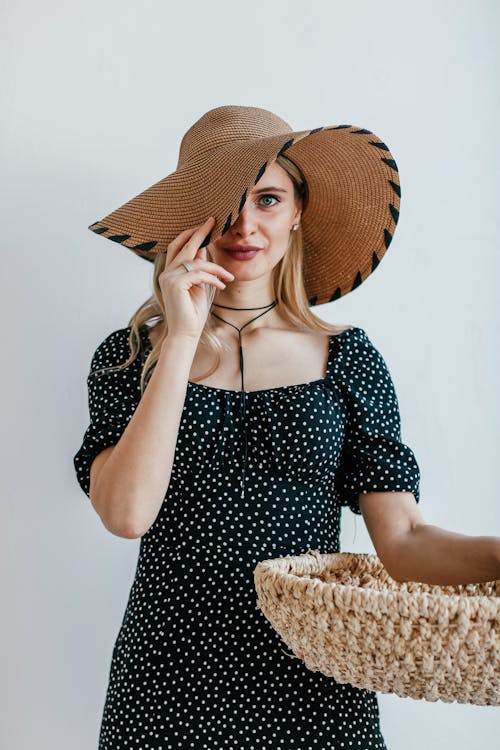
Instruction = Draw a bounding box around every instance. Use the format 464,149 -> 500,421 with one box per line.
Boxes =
210,298 -> 278,498
212,301 -> 278,311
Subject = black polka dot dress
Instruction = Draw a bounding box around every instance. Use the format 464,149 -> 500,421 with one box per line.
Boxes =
73,323 -> 421,749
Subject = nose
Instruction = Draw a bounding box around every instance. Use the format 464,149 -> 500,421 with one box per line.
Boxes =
231,205 -> 258,236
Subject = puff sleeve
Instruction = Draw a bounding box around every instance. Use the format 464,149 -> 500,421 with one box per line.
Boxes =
333,327 -> 421,515
73,327 -> 143,499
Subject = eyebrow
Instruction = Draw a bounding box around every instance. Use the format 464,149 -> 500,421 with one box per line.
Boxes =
251,186 -> 289,194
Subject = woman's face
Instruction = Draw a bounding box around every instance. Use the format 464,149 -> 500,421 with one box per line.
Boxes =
210,160 -> 302,279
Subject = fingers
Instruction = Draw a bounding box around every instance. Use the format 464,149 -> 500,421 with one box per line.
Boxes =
183,269 -> 228,290
167,216 -> 215,259
166,216 -> 234,283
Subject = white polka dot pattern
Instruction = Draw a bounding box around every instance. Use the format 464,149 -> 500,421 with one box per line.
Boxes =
331,328 -> 421,514
73,324 -> 420,748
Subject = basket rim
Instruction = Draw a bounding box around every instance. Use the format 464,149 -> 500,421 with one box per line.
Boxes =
254,551 -> 500,613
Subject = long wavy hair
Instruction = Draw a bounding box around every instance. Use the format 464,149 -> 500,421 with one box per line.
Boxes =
94,154 -> 353,394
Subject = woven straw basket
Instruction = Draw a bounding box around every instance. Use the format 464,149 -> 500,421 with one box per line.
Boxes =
253,550 -> 500,705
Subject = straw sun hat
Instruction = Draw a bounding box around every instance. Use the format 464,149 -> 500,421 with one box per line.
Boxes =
87,104 -> 401,306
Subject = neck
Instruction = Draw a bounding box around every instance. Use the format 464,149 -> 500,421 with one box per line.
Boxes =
210,288 -> 282,332
209,300 -> 282,336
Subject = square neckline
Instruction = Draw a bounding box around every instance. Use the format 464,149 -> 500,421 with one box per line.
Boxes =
138,323 -> 354,396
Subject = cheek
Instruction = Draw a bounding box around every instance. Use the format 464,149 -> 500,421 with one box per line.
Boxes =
265,211 -> 293,234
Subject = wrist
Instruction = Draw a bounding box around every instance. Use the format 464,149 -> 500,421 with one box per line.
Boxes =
163,332 -> 200,347
159,332 -> 199,360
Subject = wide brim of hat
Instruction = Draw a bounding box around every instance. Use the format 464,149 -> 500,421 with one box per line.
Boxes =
88,124 -> 401,307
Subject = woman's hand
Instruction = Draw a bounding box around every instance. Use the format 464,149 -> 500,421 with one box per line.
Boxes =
158,216 -> 234,341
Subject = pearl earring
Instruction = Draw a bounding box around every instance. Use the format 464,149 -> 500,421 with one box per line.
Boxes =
292,223 -> 300,231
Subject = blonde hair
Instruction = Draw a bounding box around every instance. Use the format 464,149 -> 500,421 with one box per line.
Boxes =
94,154 -> 353,394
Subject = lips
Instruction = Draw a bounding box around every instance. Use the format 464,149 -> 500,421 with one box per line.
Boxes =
223,246 -> 262,260
226,250 -> 262,252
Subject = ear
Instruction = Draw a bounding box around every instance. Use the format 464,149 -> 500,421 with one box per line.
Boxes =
293,198 -> 303,225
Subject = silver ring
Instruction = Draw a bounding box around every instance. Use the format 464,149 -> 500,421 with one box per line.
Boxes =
181,260 -> 194,272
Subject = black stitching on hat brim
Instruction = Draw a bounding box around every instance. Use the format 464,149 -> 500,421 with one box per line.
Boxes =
389,204 -> 399,223
254,162 -> 267,184
389,180 -> 401,198
133,241 -> 158,251
239,189 -> 248,213
381,158 -> 398,172
277,138 -> 294,156
222,213 -> 232,236
285,127 -> 400,305
318,197 -> 400,306
369,140 -> 390,151
349,253 -> 382,297
371,250 -> 381,272
89,123 -> 401,304
200,230 -> 212,248
318,245 -> 386,306
328,288 -> 342,303
91,127 -> 399,249
108,234 -> 131,243
234,127 -> 400,303
323,238 -> 393,306
350,271 -> 363,292
89,219 -> 222,248
89,225 -> 159,252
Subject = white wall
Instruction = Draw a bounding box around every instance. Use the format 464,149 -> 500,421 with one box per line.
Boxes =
2,0 -> 499,747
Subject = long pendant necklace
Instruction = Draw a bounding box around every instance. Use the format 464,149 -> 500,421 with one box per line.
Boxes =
211,299 -> 278,499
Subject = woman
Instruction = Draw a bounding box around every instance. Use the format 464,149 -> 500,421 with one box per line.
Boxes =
74,105 -> 500,749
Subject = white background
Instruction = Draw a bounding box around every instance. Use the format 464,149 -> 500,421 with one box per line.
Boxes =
2,0 -> 499,747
